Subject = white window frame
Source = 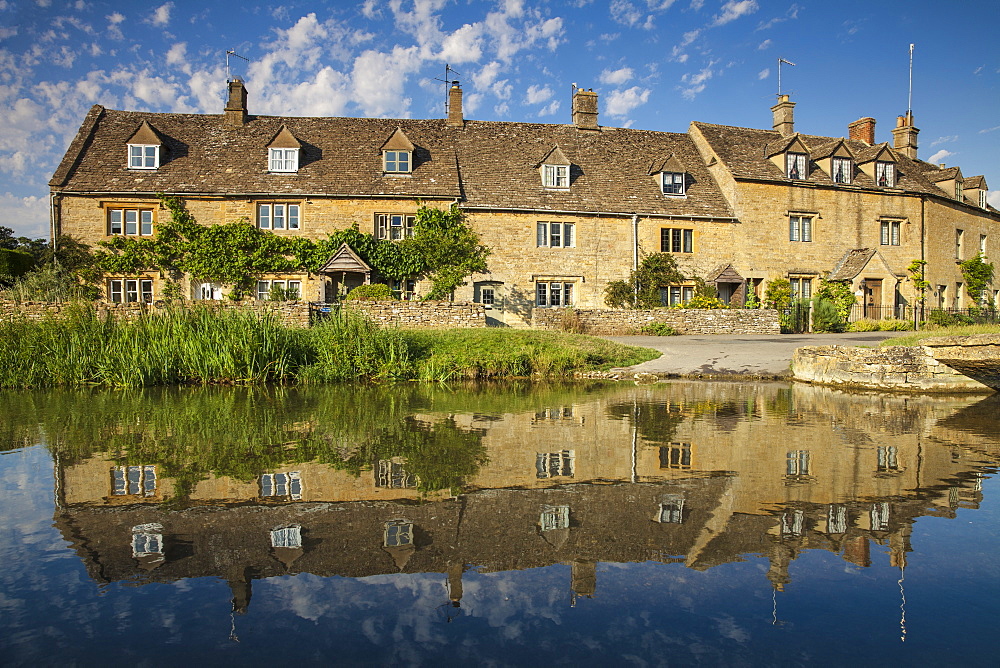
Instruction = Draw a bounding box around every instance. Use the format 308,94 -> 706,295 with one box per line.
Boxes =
832,156 -> 852,184
540,505 -> 570,532
790,277 -> 812,300
271,525 -> 302,548
108,208 -> 154,236
657,495 -> 685,524
535,281 -> 573,307
269,147 -> 299,173
384,519 -> 414,546
661,228 -> 693,253
781,509 -> 804,537
132,523 -> 164,559
113,465 -> 157,496
542,164 -> 569,188
383,150 -> 411,173
789,215 -> 812,242
255,280 -> 302,301
827,505 -> 847,534
786,450 -> 811,476
786,152 -> 807,179
376,459 -> 417,488
376,213 -> 415,240
880,220 -> 900,246
108,279 -> 153,304
981,190 -> 989,209
257,203 -> 300,231
480,287 -> 495,306
128,144 -> 159,169
536,222 -> 575,248
661,171 -> 685,195
870,502 -> 890,531
875,160 -> 895,187
260,471 -> 303,500
980,234 -> 987,257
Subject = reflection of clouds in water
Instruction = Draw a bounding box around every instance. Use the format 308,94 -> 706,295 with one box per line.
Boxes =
713,614 -> 750,643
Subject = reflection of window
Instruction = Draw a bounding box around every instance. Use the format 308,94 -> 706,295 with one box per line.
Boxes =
260,472 -> 303,500
781,509 -> 803,537
876,446 -> 901,472
112,465 -> 156,496
384,519 -> 413,546
376,213 -> 415,240
376,460 -> 416,488
534,407 -> 574,420
540,505 -> 570,531
659,443 -> 692,470
657,495 -> 685,524
827,505 -> 847,534
271,525 -> 302,548
536,450 -> 575,478
871,502 -> 890,531
132,523 -> 164,558
786,450 -> 810,476
536,282 -> 573,307
661,228 -> 693,253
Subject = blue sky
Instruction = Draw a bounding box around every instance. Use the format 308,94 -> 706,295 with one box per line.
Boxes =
2,0 -> 998,239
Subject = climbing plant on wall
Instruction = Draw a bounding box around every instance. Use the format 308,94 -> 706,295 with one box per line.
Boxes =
959,254 -> 995,305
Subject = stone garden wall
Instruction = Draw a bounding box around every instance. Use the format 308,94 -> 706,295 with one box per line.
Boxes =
0,300 -> 311,328
345,300 -> 486,328
531,307 -> 781,335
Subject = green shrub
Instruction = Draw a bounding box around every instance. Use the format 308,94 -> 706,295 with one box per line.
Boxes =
345,283 -> 395,301
268,283 -> 300,301
558,307 -> 586,334
847,318 -> 879,332
847,318 -> 913,332
675,294 -> 728,309
811,297 -> 845,332
0,249 -> 35,284
640,322 -> 677,336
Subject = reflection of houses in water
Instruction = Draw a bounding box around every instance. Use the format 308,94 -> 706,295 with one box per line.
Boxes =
51,383 -> 998,611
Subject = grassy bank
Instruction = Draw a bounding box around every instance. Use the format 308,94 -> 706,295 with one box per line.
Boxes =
879,324 -> 1000,347
0,305 -> 658,388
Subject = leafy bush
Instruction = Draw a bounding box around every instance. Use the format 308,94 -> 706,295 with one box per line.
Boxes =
811,297 -> 845,332
345,283 -> 395,301
0,249 -> 35,284
0,264 -> 100,302
814,279 -> 855,322
268,283 -> 301,301
640,322 -> 677,336
605,253 -> 685,309
764,278 -> 792,311
674,294 -> 727,309
847,318 -> 913,332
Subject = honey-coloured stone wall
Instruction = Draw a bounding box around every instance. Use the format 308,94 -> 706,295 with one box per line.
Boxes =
531,307 -> 780,335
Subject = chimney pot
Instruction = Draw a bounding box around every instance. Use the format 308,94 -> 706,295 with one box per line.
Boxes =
891,112 -> 919,159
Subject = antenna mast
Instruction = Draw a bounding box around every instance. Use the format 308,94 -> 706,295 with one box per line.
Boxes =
226,49 -> 249,82
907,44 -> 914,115
434,64 -> 461,115
777,58 -> 796,97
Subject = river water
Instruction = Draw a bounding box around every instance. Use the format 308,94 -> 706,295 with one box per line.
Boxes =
1,381 -> 998,666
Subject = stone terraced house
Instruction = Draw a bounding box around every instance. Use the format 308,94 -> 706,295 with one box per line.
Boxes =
49,80 -> 998,327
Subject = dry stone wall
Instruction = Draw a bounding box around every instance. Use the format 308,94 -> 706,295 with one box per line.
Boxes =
0,300 -> 311,328
345,300 -> 486,328
531,307 -> 781,335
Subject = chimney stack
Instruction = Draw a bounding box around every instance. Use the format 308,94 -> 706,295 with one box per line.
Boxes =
770,94 -> 795,136
572,88 -> 599,130
447,82 -> 464,127
224,77 -> 248,127
848,117 -> 876,145
892,112 -> 919,159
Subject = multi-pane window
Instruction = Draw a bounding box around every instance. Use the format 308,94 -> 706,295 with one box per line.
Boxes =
539,505 -> 570,531
955,229 -> 964,259
786,450 -> 811,476
980,234 -> 988,258
108,208 -> 154,236
268,147 -> 299,172
260,472 -> 303,500
391,278 -> 416,301
536,281 -> 573,307
383,150 -> 411,173
537,222 -> 575,248
661,171 -> 685,195
661,228 -> 693,253
376,460 -> 417,488
789,215 -> 812,242
981,191 -> 989,209
880,221 -> 900,246
790,278 -> 812,300
536,450 -> 575,478
376,213 -> 415,240
255,280 -> 301,300
128,144 -> 159,169
955,180 -> 963,201
384,519 -> 414,546
480,287 -> 495,306
257,203 -> 300,230
657,495 -> 685,524
832,156 -> 852,184
875,161 -> 895,187
112,465 -> 157,496
662,285 -> 694,306
271,525 -> 302,548
659,443 -> 692,470
542,164 -> 569,188
781,509 -> 804,537
108,279 -> 153,304
937,285 -> 947,309
786,152 -> 807,179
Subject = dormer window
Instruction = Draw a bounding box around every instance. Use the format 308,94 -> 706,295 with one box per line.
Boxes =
381,128 -> 416,176
981,191 -> 989,209
543,164 -> 569,188
832,156 -> 852,184
955,180 -> 964,201
269,148 -> 299,173
661,172 -> 685,195
876,161 -> 895,187
129,144 -> 159,169
384,150 -> 411,173
786,152 -> 807,179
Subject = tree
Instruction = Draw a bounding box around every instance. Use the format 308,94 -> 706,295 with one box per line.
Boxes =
402,204 -> 490,300
763,278 -> 792,311
604,253 -> 686,309
959,254 -> 995,306
814,279 -> 856,322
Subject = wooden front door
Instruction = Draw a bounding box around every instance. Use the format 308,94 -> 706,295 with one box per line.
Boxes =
863,279 -> 882,319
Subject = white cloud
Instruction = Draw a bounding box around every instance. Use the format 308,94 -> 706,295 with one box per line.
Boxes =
472,61 -> 502,89
930,135 -> 958,146
524,84 -> 553,105
0,193 -> 48,238
361,0 -> 380,19
987,191 -> 1000,209
680,61 -> 716,99
757,3 -> 799,31
537,99 -> 559,117
610,0 -> 644,28
0,26 -> 17,39
438,23 -> 484,63
757,68 -> 769,79
713,1 -> 758,26
689,0 -> 705,9
757,39 -> 771,50
148,3 -> 173,27
979,125 -> 1000,134
351,46 -> 421,117
605,86 -> 650,117
927,149 -> 955,165
599,67 -> 633,85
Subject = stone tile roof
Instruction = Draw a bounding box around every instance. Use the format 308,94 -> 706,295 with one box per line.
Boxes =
925,166 -> 961,183
964,175 -> 986,189
828,248 -> 877,281
51,106 -> 735,219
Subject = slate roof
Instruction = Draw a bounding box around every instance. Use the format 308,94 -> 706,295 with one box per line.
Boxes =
51,105 -> 734,219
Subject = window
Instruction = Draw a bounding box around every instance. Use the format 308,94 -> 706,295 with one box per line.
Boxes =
540,505 -> 570,531
980,234 -> 988,258
376,460 -> 417,488
391,278 -> 416,301
659,443 -> 692,470
827,505 -> 847,534
786,152 -> 807,179
876,446 -> 901,473
955,282 -> 963,309
937,285 -> 947,309
786,450 -> 811,476
542,164 -> 569,188
790,278 -> 812,300
132,523 -> 164,559
199,282 -> 222,300
657,495 -> 685,524
269,147 -> 299,172
661,228 -> 693,253
108,279 -> 153,304
376,213 -> 415,240
661,171 -> 685,195
870,502 -> 890,531
271,525 -> 302,548
480,287 -> 495,306
257,203 -> 300,230
981,191 -> 989,209
955,180 -> 963,201
789,215 -> 812,242
662,285 -> 694,306
128,144 -> 159,169
383,150 -> 411,173
260,472 -> 302,499
832,156 -> 852,184
536,450 -> 575,478
536,222 -> 575,248
108,208 -> 154,236
875,161 -> 895,187
781,509 -> 804,537
112,465 -> 156,496
536,281 -> 573,307
956,229 -> 964,259
255,280 -> 301,300
534,407 -> 574,421
880,221 -> 900,246
384,519 -> 414,547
